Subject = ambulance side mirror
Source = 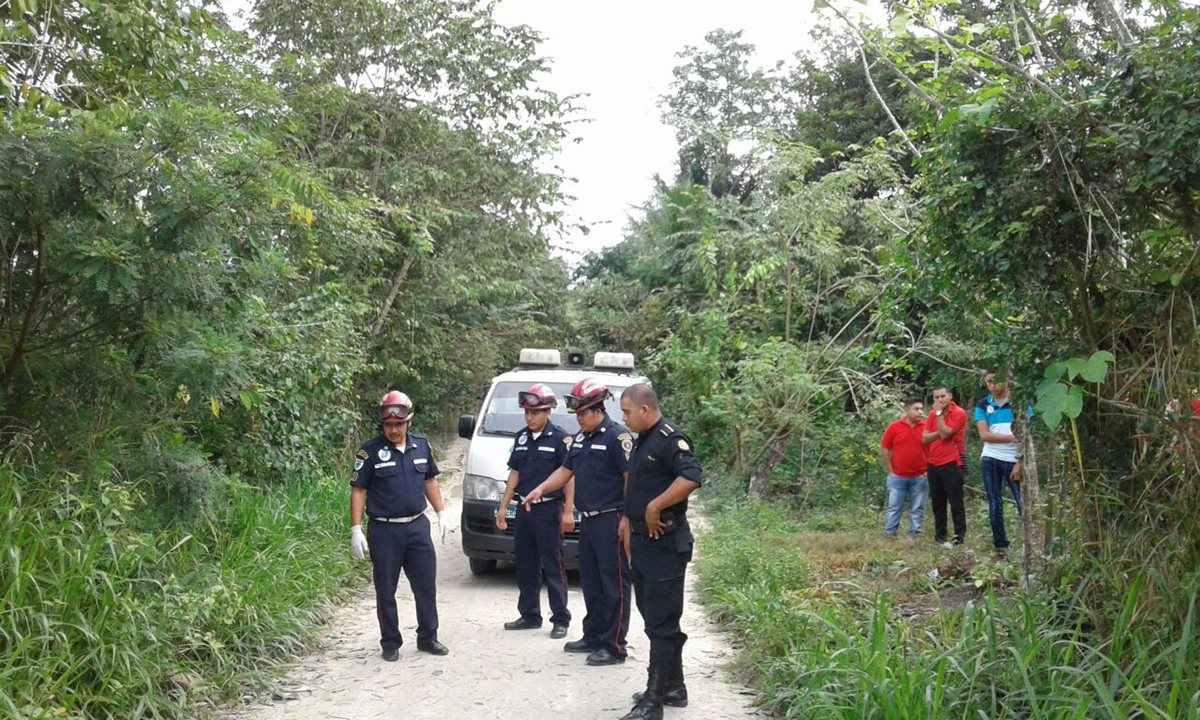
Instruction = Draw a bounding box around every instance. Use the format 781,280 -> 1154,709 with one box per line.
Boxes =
458,415 -> 476,439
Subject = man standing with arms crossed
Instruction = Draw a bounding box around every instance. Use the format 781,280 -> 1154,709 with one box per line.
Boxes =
618,384 -> 702,720
495,383 -> 574,638
523,378 -> 632,666
924,386 -> 968,546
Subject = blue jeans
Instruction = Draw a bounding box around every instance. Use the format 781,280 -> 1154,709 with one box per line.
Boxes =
884,474 -> 927,536
980,456 -> 1024,549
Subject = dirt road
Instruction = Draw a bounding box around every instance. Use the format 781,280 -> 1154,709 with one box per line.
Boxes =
226,438 -> 763,720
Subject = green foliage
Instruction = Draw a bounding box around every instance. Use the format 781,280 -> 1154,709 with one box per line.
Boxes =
0,455 -> 357,719
1036,351 -> 1114,430
696,503 -> 1200,719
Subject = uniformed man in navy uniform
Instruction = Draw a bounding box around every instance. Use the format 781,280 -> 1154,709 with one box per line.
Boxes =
349,391 -> 451,661
495,383 -> 574,638
524,377 -> 632,666
618,384 -> 701,720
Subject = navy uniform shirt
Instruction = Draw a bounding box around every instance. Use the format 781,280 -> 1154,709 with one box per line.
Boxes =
626,417 -> 702,521
563,415 -> 631,512
506,422 -> 572,497
350,433 -> 441,518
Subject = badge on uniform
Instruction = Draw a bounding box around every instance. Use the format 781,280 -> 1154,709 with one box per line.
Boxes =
564,435 -> 573,447
354,458 -> 364,471
356,449 -> 369,460
678,439 -> 691,452
518,434 -> 527,445
618,432 -> 633,458
378,448 -> 391,462
575,433 -> 584,443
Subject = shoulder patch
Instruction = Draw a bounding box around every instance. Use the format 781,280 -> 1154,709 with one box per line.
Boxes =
677,439 -> 691,452
564,435 -> 573,447
356,449 -> 369,460
354,458 -> 364,471
350,472 -> 359,485
619,432 -> 633,454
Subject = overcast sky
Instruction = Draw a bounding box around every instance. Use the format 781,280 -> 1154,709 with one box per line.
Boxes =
490,0 -> 817,260
223,0 -> 821,260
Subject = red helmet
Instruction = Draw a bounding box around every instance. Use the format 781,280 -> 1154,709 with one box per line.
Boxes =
518,383 -> 558,410
565,377 -> 611,414
378,390 -> 414,424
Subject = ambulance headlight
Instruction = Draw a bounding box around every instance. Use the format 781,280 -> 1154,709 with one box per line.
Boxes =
463,473 -> 505,501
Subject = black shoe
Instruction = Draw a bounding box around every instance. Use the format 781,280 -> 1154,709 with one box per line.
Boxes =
563,638 -> 592,653
416,639 -> 449,656
503,617 -> 542,630
585,648 -> 626,666
381,648 -> 399,662
632,687 -> 688,708
550,623 -> 569,639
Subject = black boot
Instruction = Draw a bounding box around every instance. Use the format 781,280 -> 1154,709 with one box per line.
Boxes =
631,653 -> 687,707
621,663 -> 665,720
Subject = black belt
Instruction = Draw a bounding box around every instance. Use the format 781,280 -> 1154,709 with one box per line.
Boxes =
629,513 -> 683,535
580,507 -> 620,518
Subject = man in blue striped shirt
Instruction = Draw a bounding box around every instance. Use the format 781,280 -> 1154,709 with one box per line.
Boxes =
975,371 -> 1024,560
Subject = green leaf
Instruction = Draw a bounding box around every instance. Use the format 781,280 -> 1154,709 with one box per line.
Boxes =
1066,357 -> 1088,381
1036,381 -> 1069,429
1043,361 -> 1068,381
1079,351 -> 1114,383
1063,386 -> 1084,418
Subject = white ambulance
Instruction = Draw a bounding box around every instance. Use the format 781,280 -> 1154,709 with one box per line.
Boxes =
456,348 -> 647,575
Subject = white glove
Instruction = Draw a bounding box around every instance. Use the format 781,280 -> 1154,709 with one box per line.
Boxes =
436,511 -> 447,543
350,525 -> 369,560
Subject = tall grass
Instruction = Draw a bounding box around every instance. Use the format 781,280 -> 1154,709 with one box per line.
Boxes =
696,502 -> 1200,719
0,458 -> 359,719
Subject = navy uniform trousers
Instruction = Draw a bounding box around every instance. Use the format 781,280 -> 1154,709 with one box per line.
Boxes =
578,511 -> 630,656
630,523 -> 693,667
369,515 -> 438,651
514,499 -> 571,626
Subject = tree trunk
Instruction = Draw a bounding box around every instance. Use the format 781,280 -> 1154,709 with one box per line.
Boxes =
747,443 -> 786,500
1017,409 -> 1042,592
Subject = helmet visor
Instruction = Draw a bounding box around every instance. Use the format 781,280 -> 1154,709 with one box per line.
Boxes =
518,390 -> 554,409
379,404 -> 412,423
564,394 -> 588,413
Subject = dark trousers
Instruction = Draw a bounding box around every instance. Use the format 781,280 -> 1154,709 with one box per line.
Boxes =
630,524 -> 693,667
514,500 -> 571,626
928,462 -> 966,543
980,456 -> 1024,549
369,516 -> 438,651
577,511 -> 630,656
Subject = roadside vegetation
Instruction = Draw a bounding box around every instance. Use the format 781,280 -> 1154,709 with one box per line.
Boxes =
569,0 -> 1200,717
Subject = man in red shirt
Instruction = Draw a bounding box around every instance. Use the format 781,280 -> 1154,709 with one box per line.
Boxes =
923,386 -> 968,546
880,397 -> 929,536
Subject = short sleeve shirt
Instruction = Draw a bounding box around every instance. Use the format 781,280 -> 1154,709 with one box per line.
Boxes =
350,433 -> 440,518
626,417 -> 702,521
881,418 -> 927,478
975,395 -> 1019,462
924,403 -> 967,467
506,422 -> 572,497
562,416 -> 630,512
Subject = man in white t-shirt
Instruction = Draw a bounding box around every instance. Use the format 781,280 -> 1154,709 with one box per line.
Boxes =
974,371 -> 1024,560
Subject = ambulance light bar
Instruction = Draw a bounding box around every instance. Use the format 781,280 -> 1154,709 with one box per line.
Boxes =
518,348 -> 561,368
593,352 -> 635,372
